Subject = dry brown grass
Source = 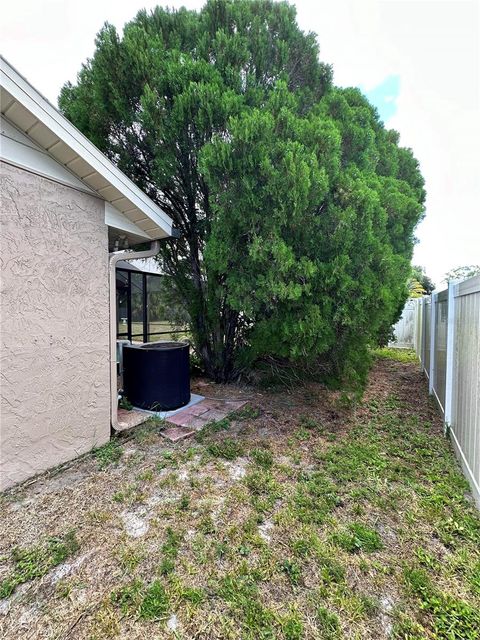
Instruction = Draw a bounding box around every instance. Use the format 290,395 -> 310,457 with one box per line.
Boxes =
1,353 -> 479,639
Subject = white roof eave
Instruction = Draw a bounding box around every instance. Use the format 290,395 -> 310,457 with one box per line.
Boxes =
0,55 -> 174,240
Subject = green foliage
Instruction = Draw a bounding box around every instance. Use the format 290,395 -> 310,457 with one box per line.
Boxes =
332,523 -> 383,553
207,437 -> 244,460
178,493 -> 191,511
410,264 -> 435,295
60,0 -> 425,384
244,469 -> 280,497
181,585 -> 205,605
231,405 -> 261,420
196,417 -> 231,443
290,471 -> 340,524
251,447 -> 274,469
372,347 -> 418,363
0,531 -> 79,599
316,606 -> 342,639
218,570 -> 276,637
138,580 -> 170,620
93,440 -> 123,469
279,609 -> 304,639
299,415 -> 324,433
404,567 -> 480,639
117,544 -> 144,573
118,396 -> 133,411
110,579 -> 144,615
159,527 -> 183,576
318,557 -> 346,585
279,558 -> 302,585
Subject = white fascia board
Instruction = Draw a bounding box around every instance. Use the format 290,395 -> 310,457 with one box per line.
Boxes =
1,117 -> 96,195
105,202 -> 151,239
0,56 -> 173,237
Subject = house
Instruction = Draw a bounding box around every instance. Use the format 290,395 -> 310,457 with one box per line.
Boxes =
0,57 -> 174,491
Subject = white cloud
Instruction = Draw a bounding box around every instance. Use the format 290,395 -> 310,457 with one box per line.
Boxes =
1,0 -> 478,286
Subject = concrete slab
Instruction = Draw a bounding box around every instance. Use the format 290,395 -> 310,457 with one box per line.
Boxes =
136,393 -> 205,420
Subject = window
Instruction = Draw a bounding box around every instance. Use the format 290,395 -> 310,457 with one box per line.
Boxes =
116,269 -> 187,343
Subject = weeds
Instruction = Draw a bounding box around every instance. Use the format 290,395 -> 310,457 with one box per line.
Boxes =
110,579 -> 143,615
290,472 -> 339,524
318,556 -> 346,585
0,531 -> 79,599
218,570 -> 275,637
372,347 -> 418,363
250,447 -> 274,469
159,527 -> 183,576
332,523 -> 383,554
116,544 -> 144,573
94,440 -> 122,469
196,417 -> 231,443
207,438 -> 244,460
244,469 -> 281,514
316,606 -> 341,639
231,405 -> 260,420
118,396 -> 133,410
279,559 -> 302,585
299,414 -> 324,433
279,609 -> 304,639
404,567 -> 480,638
138,580 -> 170,620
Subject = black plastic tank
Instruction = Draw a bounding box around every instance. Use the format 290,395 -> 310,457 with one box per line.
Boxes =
123,342 -> 190,411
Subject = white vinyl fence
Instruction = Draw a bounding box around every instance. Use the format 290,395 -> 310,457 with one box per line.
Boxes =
390,299 -> 416,348
391,275 -> 480,509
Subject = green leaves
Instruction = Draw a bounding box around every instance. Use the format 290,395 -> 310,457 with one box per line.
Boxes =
404,567 -> 480,639
332,523 -> 383,554
0,531 -> 79,599
60,0 -> 425,383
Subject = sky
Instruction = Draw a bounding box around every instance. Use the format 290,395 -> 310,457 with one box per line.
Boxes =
1,0 -> 479,287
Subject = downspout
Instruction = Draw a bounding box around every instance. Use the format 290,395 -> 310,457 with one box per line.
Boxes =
109,241 -> 160,431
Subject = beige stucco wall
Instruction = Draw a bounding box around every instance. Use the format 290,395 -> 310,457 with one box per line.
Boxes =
0,162 -> 111,490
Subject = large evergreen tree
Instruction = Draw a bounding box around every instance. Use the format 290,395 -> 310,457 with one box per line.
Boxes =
60,0 -> 425,383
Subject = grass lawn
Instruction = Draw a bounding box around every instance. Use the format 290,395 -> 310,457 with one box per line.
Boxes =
1,350 -> 479,639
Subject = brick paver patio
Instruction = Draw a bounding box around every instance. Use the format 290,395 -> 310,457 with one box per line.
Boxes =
161,398 -> 247,442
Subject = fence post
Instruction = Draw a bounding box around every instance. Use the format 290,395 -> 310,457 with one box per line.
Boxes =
444,281 -> 458,432
429,292 -> 436,394
420,298 -> 426,370
414,299 -> 420,357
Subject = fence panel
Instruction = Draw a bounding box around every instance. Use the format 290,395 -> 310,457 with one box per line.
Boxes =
432,290 -> 448,413
390,275 -> 480,509
423,297 -> 431,378
414,298 -> 423,355
389,299 -> 416,348
451,276 -> 480,507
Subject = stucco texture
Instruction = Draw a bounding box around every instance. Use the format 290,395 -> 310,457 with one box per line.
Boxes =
0,162 -> 110,490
